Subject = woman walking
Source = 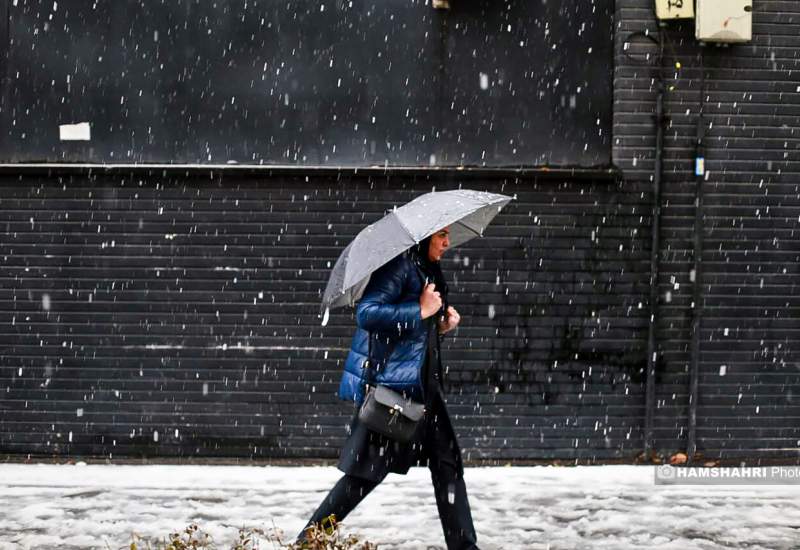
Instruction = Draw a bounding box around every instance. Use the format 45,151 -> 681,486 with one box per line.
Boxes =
300,226 -> 481,550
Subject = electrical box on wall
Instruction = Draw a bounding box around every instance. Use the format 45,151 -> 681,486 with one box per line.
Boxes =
696,0 -> 753,43
655,0 -> 694,21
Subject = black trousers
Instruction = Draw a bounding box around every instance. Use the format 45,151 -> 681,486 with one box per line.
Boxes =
300,407 -> 479,550
301,472 -> 478,550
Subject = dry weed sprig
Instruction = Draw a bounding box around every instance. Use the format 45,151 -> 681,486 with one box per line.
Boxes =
126,516 -> 376,550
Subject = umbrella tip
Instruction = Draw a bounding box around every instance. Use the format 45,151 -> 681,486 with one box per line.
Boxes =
320,307 -> 330,327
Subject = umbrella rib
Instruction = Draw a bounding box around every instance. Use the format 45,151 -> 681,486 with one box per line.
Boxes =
456,219 -> 482,237
391,211 -> 416,240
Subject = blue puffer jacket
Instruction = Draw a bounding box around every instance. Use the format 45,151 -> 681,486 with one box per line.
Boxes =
338,251 -> 429,405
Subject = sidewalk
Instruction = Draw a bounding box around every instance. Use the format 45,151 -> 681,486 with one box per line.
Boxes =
0,464 -> 798,549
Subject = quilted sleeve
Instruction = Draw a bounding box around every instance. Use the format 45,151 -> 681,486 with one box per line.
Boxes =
356,257 -> 422,334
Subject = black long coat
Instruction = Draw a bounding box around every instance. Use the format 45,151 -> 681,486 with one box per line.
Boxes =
337,320 -> 464,482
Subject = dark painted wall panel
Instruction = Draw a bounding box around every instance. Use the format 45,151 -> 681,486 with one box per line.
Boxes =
0,0 -> 613,167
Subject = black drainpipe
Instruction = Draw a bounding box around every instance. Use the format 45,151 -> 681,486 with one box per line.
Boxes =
644,31 -> 666,460
687,48 -> 707,463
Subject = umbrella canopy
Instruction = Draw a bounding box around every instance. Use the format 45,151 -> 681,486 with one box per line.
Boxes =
321,189 -> 513,313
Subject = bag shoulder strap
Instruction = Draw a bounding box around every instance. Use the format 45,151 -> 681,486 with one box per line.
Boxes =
361,330 -> 375,391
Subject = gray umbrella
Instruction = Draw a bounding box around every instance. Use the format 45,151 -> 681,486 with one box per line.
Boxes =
321,189 -> 513,313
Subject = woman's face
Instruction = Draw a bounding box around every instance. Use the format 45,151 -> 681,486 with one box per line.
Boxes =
428,227 -> 450,262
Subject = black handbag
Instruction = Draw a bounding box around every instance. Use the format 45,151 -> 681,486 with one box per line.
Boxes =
357,332 -> 425,443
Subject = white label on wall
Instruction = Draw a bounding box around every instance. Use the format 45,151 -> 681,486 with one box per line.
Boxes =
59,122 -> 91,141
655,0 -> 694,20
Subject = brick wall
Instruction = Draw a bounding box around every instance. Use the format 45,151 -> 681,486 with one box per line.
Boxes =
614,0 -> 800,460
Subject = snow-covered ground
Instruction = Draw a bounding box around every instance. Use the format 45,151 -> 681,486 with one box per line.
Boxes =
0,464 -> 798,550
